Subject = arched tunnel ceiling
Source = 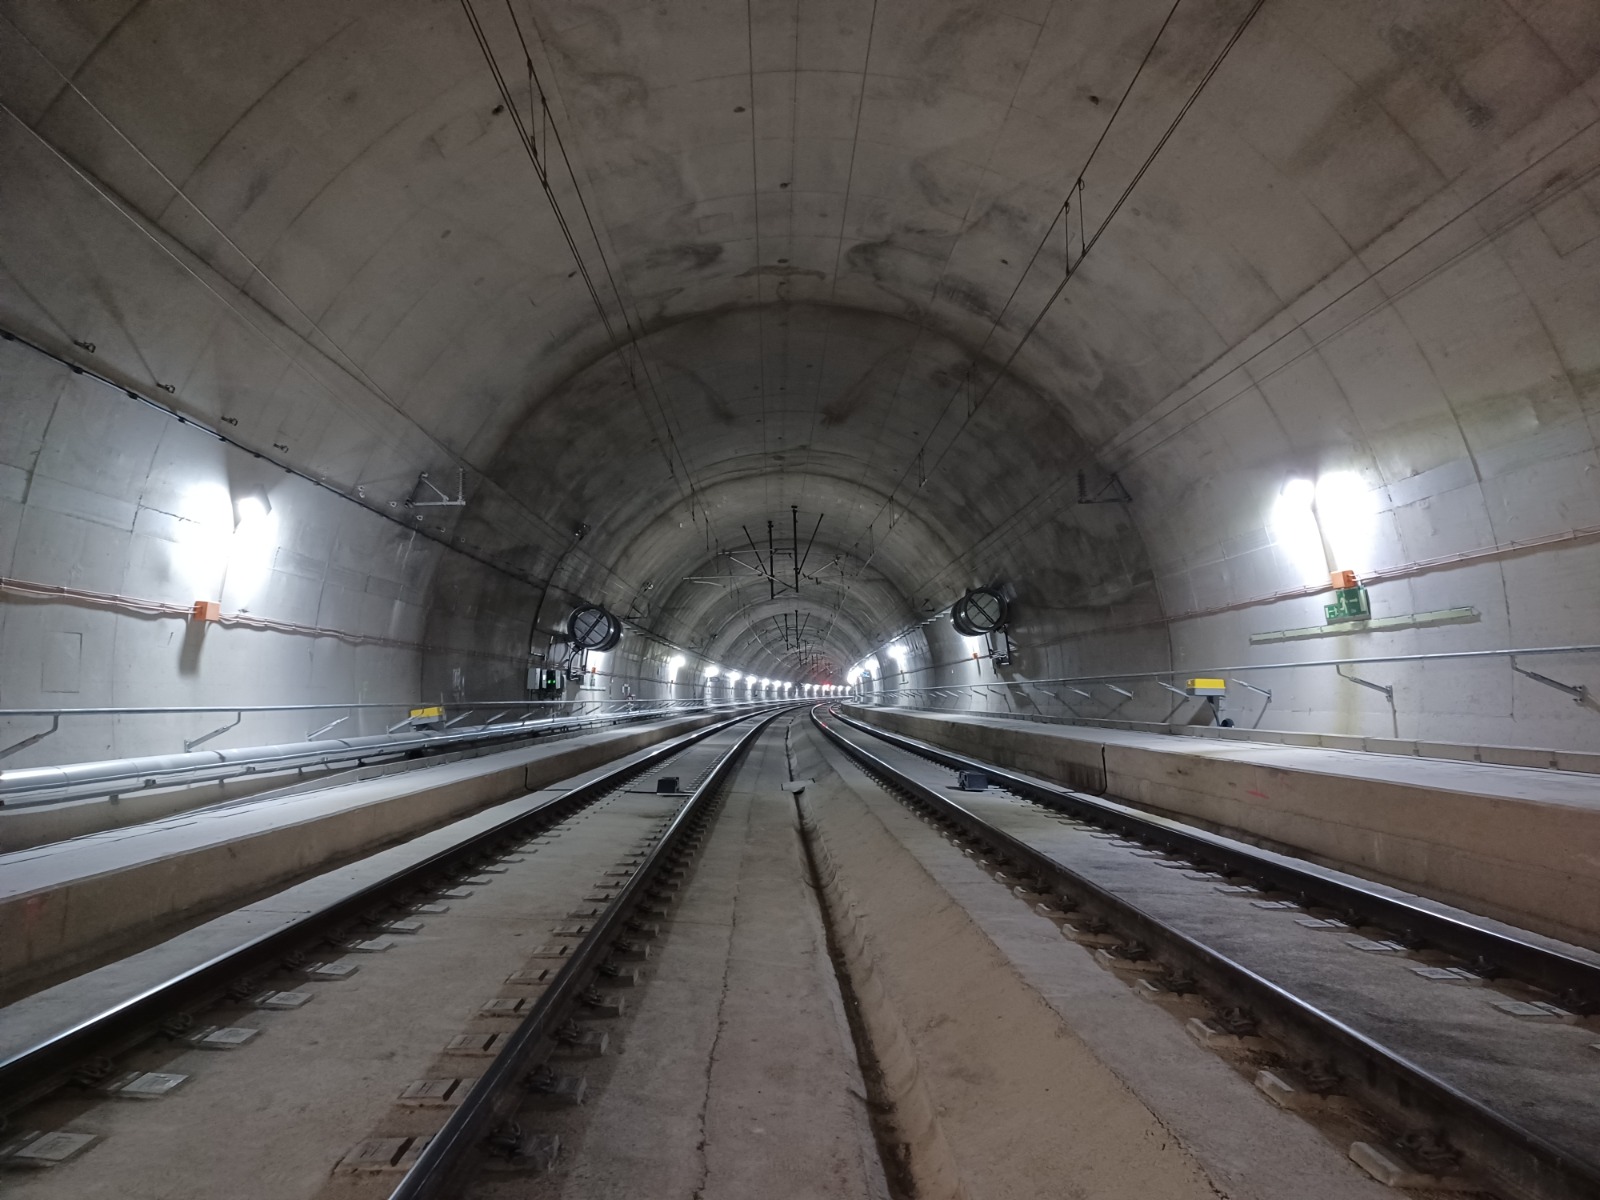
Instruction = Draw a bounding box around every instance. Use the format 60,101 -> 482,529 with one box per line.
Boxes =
3,0 -> 1596,677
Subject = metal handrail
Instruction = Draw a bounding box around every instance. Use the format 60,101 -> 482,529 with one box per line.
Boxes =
0,699 -> 793,806
874,641 -> 1600,694
0,697 -> 707,718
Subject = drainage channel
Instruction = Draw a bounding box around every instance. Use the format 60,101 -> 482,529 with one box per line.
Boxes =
786,724 -> 917,1200
813,705 -> 1600,1200
0,710 -> 789,1198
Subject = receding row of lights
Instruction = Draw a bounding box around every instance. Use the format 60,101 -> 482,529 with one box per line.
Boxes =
701,666 -> 843,695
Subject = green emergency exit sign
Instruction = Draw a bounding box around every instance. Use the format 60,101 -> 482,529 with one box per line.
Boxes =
1324,586 -> 1371,623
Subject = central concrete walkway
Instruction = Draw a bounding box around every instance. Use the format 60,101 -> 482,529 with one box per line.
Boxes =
509,717 -> 888,1200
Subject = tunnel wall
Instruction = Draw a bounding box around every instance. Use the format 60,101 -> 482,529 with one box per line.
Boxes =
420,540 -> 731,710
859,140 -> 1600,754
0,339 -> 430,766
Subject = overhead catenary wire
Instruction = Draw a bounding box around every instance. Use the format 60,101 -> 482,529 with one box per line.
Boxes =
461,0 -> 705,529
856,0 -> 1269,574
826,0 -> 1187,572
902,112 -> 1600,607
0,16 -> 660,600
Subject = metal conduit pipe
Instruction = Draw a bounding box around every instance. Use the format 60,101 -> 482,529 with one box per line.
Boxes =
0,700 -> 780,807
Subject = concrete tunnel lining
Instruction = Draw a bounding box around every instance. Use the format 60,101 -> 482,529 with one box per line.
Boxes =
3,4 -> 1600,1198
0,0 -> 1596,747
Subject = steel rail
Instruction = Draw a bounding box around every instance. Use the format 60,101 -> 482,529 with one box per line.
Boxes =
0,709 -> 780,1119
827,709 -> 1600,1007
811,705 -> 1600,1200
387,706 -> 789,1198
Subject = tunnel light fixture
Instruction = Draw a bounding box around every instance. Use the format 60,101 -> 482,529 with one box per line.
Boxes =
667,654 -> 686,681
704,665 -> 719,678
887,643 -> 909,672
726,671 -> 742,684
1315,470 -> 1375,572
1271,476 -> 1326,586
232,487 -> 272,528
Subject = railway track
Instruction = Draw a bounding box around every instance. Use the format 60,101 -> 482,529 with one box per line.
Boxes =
8,700 -> 1595,1200
813,704 -> 1600,1200
0,707 -> 791,1198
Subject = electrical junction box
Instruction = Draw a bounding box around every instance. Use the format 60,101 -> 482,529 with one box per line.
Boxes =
191,599 -> 221,622
957,770 -> 989,791
531,668 -> 563,692
1324,587 -> 1371,623
1186,678 -> 1226,697
409,706 -> 444,730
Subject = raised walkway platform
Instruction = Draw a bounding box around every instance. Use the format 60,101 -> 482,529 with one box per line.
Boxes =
0,710 -> 728,999
846,705 -> 1600,950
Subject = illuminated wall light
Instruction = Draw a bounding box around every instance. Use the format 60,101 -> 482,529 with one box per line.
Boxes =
1315,470 -> 1376,573
223,488 -> 278,609
705,665 -> 720,678
1270,476 -> 1325,587
667,653 -> 686,682
1269,471 -> 1377,589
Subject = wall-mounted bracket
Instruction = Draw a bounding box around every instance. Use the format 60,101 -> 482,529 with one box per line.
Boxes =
406,468 -> 466,508
1511,663 -> 1590,705
307,715 -> 349,740
1101,683 -> 1134,699
0,714 -> 59,761
1067,687 -> 1092,699
988,628 -> 1015,667
184,711 -> 242,751
1077,470 -> 1132,504
1156,682 -> 1189,698
1230,678 -> 1273,701
1336,666 -> 1392,700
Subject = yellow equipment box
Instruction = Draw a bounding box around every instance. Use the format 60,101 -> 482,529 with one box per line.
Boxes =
1185,678 -> 1226,696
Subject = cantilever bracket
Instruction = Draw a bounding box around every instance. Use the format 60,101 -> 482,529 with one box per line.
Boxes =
185,711 -> 241,751
406,468 -> 466,508
1156,682 -> 1189,698
1101,683 -> 1134,699
1511,662 -> 1590,705
0,714 -> 59,760
1077,470 -> 1132,504
307,715 -> 349,741
1336,666 -> 1393,701
1230,678 -> 1273,702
